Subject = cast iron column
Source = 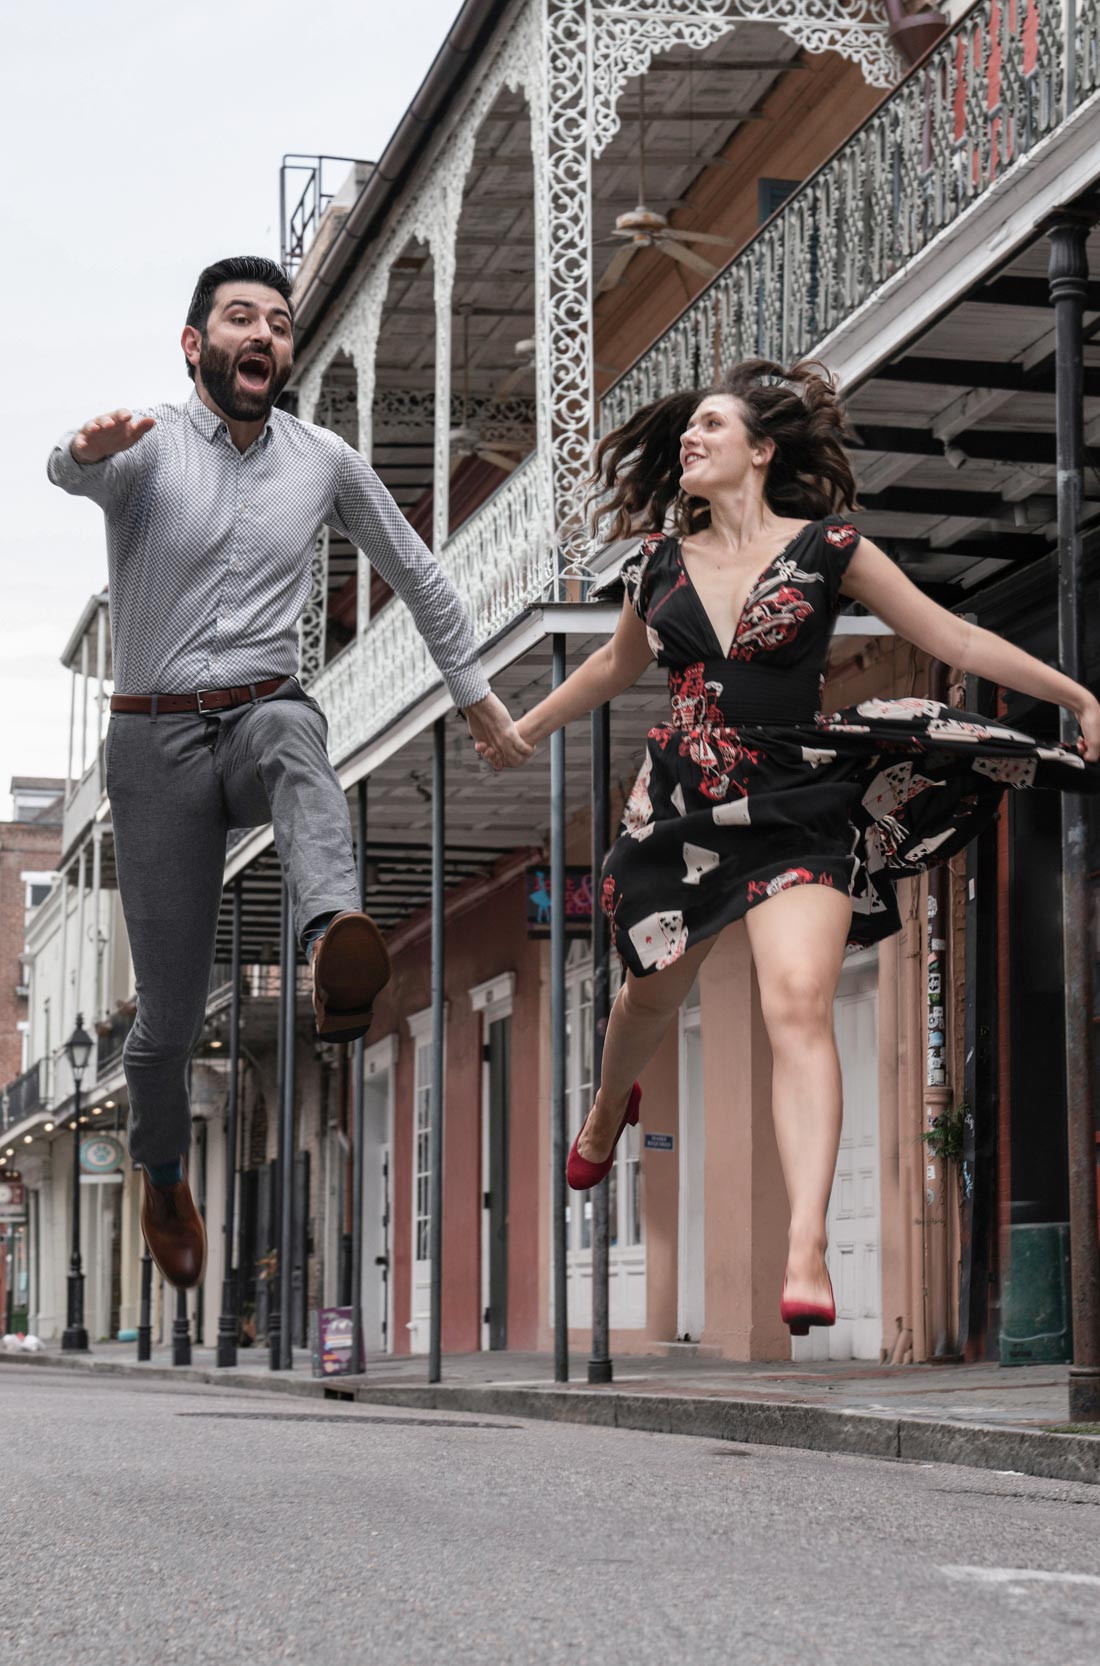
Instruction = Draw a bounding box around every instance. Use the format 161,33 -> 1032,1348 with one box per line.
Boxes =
216,880 -> 243,1367
279,879 -> 296,1370
428,718 -> 446,1383
551,635 -> 569,1382
269,886 -> 288,1371
137,1246 -> 152,1361
1049,213 -> 1100,1421
172,1283 -> 191,1366
351,777 -> 368,1376
588,702 -> 613,1383
61,1085 -> 88,1351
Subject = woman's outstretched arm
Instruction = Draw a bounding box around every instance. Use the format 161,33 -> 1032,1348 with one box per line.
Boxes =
842,538 -> 1100,761
475,597 -> 654,765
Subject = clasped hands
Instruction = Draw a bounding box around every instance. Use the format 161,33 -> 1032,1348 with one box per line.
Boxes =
463,693 -> 535,772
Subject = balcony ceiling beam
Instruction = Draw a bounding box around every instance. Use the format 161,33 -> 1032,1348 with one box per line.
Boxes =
969,276 -> 1100,311
860,485 -> 1044,522
877,357 -> 1100,398
883,532 -> 1052,566
856,425 -> 1059,465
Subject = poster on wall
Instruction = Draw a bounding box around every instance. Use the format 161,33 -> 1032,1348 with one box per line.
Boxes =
525,865 -> 593,937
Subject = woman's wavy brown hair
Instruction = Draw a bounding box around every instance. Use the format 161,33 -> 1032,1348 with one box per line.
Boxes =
588,359 -> 859,541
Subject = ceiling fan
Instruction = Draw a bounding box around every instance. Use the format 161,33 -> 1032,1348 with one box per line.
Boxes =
493,336 -> 536,398
449,305 -> 528,474
597,77 -> 740,294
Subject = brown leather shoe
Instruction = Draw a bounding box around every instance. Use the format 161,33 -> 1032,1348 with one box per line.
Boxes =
141,1172 -> 207,1290
311,910 -> 392,1043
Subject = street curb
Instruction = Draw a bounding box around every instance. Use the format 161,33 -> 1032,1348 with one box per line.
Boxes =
3,1351 -> 1098,1485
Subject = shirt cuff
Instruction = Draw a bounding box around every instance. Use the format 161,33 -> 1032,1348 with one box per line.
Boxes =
47,434 -> 109,489
446,661 -> 492,711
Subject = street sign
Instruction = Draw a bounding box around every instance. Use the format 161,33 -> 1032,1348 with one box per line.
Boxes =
525,865 -> 594,937
644,1133 -> 674,1152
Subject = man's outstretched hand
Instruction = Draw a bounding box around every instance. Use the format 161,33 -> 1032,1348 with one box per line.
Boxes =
70,409 -> 156,465
464,692 -> 534,770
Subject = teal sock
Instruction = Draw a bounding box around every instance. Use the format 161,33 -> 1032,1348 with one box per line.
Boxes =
302,910 -> 337,957
147,1158 -> 184,1187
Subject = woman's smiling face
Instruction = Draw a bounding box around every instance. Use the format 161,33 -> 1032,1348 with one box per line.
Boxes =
678,394 -> 773,499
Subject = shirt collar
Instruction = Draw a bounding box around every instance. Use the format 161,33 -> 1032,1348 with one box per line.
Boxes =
187,387 -> 276,447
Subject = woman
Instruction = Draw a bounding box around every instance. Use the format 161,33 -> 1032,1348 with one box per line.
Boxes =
477,359 -> 1100,1336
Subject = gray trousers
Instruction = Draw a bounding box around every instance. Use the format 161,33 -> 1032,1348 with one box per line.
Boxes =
105,678 -> 360,1166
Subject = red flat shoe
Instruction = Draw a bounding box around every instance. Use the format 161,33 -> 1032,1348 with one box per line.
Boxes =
566,1083 -> 642,1191
780,1276 -> 836,1337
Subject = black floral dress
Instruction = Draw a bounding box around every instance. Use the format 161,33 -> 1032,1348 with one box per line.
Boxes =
596,516 -> 1099,977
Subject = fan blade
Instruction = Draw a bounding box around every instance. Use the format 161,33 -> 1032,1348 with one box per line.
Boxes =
478,446 -> 522,473
597,242 -> 640,294
662,228 -> 741,247
658,239 -> 720,278
494,363 -> 533,397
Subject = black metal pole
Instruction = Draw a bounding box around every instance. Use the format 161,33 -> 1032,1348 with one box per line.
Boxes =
551,635 -> 569,1382
172,1282 -> 191,1366
1049,213 -> 1100,1422
269,887 -> 288,1372
588,702 -> 613,1384
61,1078 -> 87,1351
137,1246 -> 152,1361
351,776 -> 368,1375
216,881 -> 243,1367
279,879 -> 296,1370
428,718 -> 446,1384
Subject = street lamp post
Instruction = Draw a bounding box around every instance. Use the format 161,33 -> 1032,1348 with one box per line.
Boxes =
61,1013 -> 94,1352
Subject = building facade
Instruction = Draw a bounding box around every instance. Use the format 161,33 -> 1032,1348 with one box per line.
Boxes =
8,0 -> 1099,1371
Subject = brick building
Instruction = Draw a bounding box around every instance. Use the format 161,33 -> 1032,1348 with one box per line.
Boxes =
0,778 -> 62,1089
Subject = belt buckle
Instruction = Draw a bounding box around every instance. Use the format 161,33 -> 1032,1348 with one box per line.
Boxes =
195,687 -> 221,715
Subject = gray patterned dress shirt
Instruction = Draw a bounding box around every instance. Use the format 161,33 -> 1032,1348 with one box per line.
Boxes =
47,389 -> 491,706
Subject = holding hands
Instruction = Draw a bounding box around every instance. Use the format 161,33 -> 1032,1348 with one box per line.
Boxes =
70,408 -> 155,465
464,692 -> 534,771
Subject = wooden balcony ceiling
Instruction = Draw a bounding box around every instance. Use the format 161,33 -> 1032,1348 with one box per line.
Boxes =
845,226 -> 1100,603
363,35 -> 800,514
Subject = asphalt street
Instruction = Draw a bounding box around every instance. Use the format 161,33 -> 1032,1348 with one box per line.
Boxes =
3,1368 -> 1099,1666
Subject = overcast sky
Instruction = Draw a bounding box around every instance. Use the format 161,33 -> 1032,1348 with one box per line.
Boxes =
0,0 -> 464,821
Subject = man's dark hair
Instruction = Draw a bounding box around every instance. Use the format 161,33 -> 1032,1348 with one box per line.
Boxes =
184,256 -> 294,380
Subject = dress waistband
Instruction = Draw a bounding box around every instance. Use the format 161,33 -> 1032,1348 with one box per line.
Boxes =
667,660 -> 821,727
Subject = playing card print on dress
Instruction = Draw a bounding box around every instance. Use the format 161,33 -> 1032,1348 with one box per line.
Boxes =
682,843 -> 720,885
592,517 -> 1100,978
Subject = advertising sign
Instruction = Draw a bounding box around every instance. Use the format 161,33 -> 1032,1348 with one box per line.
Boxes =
309,1306 -> 365,1378
0,1180 -> 26,1223
525,865 -> 594,937
80,1135 -> 125,1176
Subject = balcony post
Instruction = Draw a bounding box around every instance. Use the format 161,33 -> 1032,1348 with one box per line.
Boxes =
279,879 -> 296,1370
539,1 -> 596,588
588,701 -> 613,1384
351,779 -> 368,1378
216,880 -> 243,1368
1049,211 -> 1100,1422
90,826 -> 103,1022
428,719 -> 446,1383
551,634 -> 568,1381
74,844 -> 87,1041
432,234 -> 458,557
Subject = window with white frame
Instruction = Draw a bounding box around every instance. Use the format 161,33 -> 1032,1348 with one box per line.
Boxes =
564,941 -> 643,1257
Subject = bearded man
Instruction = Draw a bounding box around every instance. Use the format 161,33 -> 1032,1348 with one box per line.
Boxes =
48,254 -> 528,1290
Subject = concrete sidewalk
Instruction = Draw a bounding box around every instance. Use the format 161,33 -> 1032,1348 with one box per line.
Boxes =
3,1341 -> 1097,1486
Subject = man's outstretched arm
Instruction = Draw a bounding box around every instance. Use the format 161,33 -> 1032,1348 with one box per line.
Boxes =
47,408 -> 158,510
332,442 -> 532,767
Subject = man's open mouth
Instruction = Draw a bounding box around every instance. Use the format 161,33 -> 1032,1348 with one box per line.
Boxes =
237,355 -> 273,392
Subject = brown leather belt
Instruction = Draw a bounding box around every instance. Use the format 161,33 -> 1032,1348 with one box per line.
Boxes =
110,677 -> 287,716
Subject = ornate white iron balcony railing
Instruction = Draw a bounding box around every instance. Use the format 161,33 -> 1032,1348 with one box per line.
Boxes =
308,452 -> 553,763
601,0 -> 1100,436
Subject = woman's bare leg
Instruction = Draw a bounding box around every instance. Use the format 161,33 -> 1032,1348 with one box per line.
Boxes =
744,884 -> 852,1310
578,936 -> 716,1163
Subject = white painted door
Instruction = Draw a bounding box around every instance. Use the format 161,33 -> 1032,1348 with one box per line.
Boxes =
677,991 -> 705,1340
409,1036 -> 432,1355
361,1052 -> 393,1356
795,949 -> 881,1361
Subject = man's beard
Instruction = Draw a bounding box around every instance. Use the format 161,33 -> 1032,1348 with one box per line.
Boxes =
198,336 -> 292,421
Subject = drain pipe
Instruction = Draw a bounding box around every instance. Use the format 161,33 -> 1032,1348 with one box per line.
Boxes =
924,659 -> 956,1358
